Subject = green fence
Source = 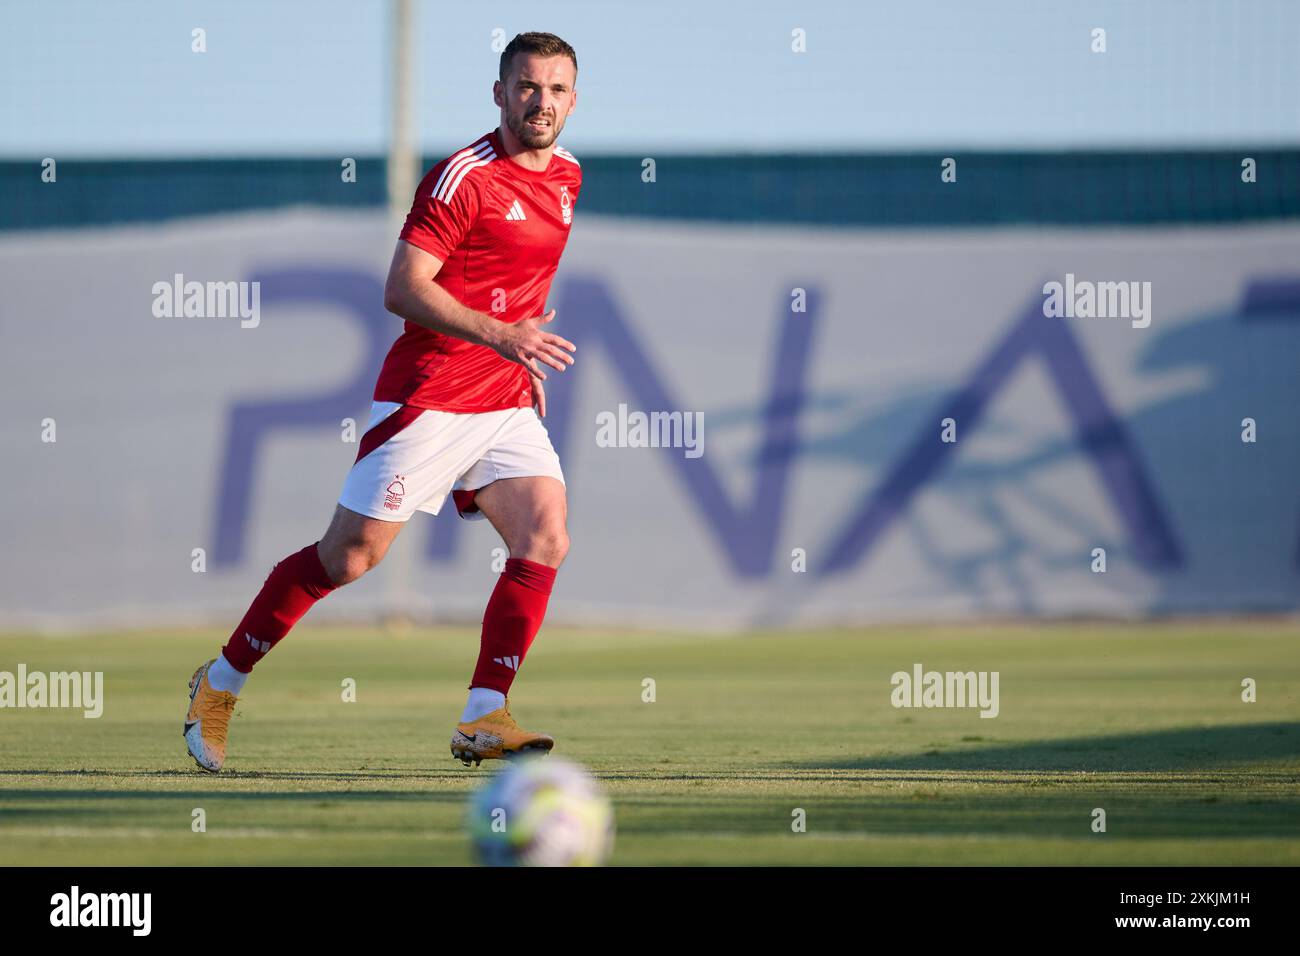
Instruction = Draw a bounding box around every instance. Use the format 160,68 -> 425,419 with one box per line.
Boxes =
2,150 -> 1297,231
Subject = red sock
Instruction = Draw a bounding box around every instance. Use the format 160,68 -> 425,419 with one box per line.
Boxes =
221,543 -> 337,673
470,558 -> 557,694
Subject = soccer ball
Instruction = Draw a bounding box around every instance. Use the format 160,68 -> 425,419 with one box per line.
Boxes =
467,755 -> 615,866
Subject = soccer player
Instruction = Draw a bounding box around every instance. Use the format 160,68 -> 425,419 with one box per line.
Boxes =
184,32 -> 582,771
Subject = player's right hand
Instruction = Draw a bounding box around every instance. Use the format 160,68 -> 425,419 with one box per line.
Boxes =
492,309 -> 576,381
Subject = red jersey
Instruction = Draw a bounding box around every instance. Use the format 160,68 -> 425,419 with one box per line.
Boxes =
375,127 -> 582,413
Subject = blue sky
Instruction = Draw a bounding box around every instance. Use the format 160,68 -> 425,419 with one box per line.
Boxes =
3,0 -> 1298,157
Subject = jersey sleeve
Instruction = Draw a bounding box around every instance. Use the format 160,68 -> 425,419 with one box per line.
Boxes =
398,166 -> 482,262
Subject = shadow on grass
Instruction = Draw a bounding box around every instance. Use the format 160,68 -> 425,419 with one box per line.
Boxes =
607,792 -> 1300,840
0,768 -> 475,783
796,721 -> 1300,772
0,787 -> 467,805
0,767 -> 481,810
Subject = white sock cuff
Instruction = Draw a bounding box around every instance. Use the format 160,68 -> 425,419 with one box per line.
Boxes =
206,652 -> 249,695
461,687 -> 506,722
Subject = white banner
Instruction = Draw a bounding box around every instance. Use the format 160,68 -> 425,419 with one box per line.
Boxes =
3,210 -> 1298,629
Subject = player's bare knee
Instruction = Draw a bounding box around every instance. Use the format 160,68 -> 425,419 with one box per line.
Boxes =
516,526 -> 568,567
352,541 -> 390,581
551,529 -> 570,565
321,539 -> 386,586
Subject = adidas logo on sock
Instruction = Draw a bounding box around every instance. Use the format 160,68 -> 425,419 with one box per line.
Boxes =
505,199 -> 527,221
493,655 -> 520,671
245,632 -> 270,653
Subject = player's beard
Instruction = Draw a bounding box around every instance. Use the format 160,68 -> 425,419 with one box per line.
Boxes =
509,103 -> 562,149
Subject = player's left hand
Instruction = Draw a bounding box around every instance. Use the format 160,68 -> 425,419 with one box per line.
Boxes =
530,372 -> 546,418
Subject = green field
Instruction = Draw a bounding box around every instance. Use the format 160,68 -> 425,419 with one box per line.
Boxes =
1,621 -> 1298,865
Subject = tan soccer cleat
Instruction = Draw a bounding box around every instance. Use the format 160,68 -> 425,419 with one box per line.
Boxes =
450,699 -> 555,766
183,659 -> 238,773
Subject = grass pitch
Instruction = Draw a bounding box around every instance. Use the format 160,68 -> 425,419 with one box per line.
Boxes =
1,621 -> 1298,865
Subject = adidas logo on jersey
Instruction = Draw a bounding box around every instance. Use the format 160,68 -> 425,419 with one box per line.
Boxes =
505,199 -> 527,221
492,655 -> 520,671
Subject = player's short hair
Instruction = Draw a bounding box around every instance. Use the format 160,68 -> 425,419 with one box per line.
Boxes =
499,32 -> 578,85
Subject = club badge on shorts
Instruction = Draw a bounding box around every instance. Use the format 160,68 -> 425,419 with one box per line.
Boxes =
384,476 -> 407,512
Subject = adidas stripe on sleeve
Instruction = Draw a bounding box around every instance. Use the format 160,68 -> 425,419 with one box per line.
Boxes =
398,144 -> 491,262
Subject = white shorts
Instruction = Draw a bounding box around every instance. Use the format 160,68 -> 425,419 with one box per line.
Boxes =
338,401 -> 565,523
